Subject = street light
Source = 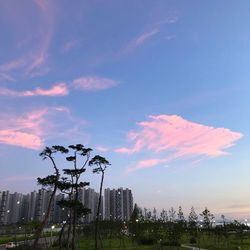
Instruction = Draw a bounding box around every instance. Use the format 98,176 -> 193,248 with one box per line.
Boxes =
50,225 -> 55,249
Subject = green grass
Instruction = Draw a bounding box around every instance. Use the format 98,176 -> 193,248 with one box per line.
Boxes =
183,231 -> 250,250
2,230 -> 250,250
52,237 -> 187,250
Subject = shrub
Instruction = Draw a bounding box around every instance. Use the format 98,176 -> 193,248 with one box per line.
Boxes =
189,237 -> 197,244
138,236 -> 156,245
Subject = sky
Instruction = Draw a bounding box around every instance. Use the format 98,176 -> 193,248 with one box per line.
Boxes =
0,0 -> 249,219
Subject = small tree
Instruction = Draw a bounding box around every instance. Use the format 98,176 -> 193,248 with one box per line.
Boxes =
188,206 -> 198,245
177,206 -> 186,230
130,204 -> 140,239
188,206 -> 198,229
200,207 -> 214,229
152,208 -> 157,222
89,155 -> 110,250
177,206 -> 185,222
160,209 -> 168,223
168,207 -> 176,222
221,214 -> 229,250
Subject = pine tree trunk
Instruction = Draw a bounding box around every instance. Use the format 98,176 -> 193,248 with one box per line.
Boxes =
95,171 -> 104,250
72,181 -> 79,250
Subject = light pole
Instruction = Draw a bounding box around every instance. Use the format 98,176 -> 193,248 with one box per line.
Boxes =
50,225 -> 55,249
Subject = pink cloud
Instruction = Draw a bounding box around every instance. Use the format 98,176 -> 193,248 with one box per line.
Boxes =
26,1 -> 54,75
0,83 -> 68,97
134,158 -> 168,171
0,0 -> 55,78
116,115 -> 243,171
0,106 -> 86,150
0,130 -> 42,150
0,109 -> 48,149
72,76 -> 117,91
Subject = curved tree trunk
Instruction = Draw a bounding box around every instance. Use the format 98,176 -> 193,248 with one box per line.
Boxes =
33,156 -> 59,250
32,185 -> 57,250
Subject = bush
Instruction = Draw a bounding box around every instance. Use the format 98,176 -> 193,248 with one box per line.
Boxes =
189,237 -> 197,244
138,236 -> 156,245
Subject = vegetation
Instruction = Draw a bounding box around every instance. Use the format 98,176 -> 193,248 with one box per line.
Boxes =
1,218 -> 250,249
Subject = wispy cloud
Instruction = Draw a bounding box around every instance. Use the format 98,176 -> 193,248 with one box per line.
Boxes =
122,11 -> 179,54
72,76 -> 117,91
0,106 -> 87,150
123,29 -> 159,53
0,0 -> 55,79
133,29 -> 159,47
62,39 -> 79,53
0,108 -> 48,149
0,73 -> 16,82
0,83 -> 68,97
116,115 -> 243,171
95,145 -> 110,152
0,76 -> 117,98
2,175 -> 37,182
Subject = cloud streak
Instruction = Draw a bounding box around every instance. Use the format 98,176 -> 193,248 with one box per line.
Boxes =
72,76 -> 117,91
0,83 -> 68,97
116,115 -> 243,171
0,109 -> 48,149
123,29 -> 159,53
0,75 -> 117,97
133,29 -> 159,47
0,106 -> 87,150
0,0 -> 55,79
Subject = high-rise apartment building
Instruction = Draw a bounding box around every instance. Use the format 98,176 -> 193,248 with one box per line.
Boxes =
104,188 -> 133,221
0,187 -> 132,224
0,191 -> 10,225
79,188 -> 103,223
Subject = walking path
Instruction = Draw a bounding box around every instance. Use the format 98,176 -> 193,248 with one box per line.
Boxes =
181,244 -> 207,250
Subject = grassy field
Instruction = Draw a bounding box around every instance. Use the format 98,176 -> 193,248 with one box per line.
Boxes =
52,237 -> 187,250
1,230 -> 250,249
48,232 -> 250,250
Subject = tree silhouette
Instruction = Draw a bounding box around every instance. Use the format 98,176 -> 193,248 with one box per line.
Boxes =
200,207 -> 214,229
33,146 -> 69,250
160,209 -> 168,223
89,155 -> 110,250
188,206 -> 198,229
60,144 -> 92,250
168,207 -> 176,222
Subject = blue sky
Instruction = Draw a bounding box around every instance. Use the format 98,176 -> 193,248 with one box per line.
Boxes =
0,0 -> 249,219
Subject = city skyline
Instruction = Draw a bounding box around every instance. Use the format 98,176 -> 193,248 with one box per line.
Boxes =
0,187 -> 134,225
0,1 -> 249,219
